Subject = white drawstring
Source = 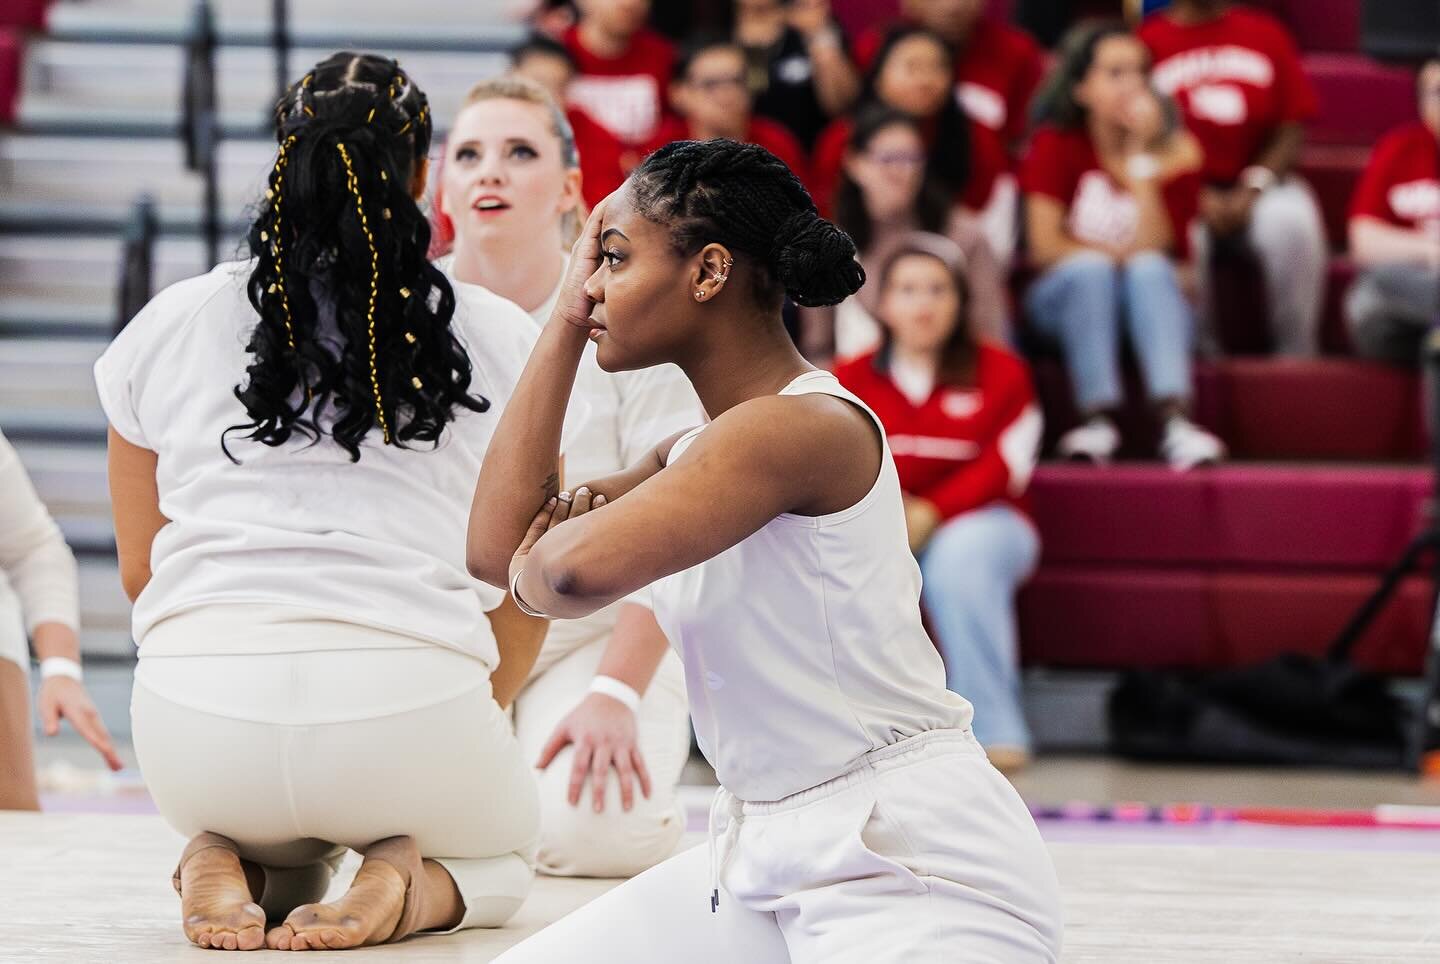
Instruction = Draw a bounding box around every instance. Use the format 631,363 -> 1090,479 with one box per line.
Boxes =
707,788 -> 742,913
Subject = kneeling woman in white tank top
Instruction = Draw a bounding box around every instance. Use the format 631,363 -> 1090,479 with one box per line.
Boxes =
437,76 -> 703,879
97,54 -> 548,952
470,141 -> 1064,962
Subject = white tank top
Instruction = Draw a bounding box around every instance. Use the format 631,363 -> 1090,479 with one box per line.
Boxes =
649,370 -> 973,803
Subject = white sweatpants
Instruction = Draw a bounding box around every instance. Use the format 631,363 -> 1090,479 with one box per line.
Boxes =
496,729 -> 1063,963
130,606 -> 540,932
1194,177 -> 1328,357
513,634 -> 690,877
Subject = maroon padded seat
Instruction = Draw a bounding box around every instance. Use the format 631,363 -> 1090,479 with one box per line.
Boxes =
0,29 -> 19,125
1019,567 -> 1430,673
1030,463 -> 1429,569
0,0 -> 47,29
1194,357 -> 1424,461
1278,0 -> 1360,52
1304,53 -> 1416,147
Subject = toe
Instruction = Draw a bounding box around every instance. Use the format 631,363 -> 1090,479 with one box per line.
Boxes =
238,924 -> 265,952
265,925 -> 293,951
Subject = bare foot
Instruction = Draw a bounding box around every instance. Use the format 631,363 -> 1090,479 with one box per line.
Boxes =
178,842 -> 266,951
266,847 -> 409,951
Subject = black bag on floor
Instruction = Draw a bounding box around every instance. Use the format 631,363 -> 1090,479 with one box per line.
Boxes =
1108,654 -> 1410,769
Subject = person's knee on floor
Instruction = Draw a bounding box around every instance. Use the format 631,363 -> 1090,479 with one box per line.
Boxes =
534,748 -> 685,878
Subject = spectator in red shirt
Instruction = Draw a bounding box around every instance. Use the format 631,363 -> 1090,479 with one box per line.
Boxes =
510,35 -> 630,209
853,0 -> 1045,263
811,27 -> 971,216
733,0 -> 862,150
1346,57 -> 1440,380
1021,22 -> 1225,469
836,234 -> 1041,772
563,0 -> 675,146
803,105 -> 1007,362
642,38 -> 809,182
1140,0 -> 1327,357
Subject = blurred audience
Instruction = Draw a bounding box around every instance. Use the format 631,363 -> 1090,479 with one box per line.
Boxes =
836,234 -> 1041,773
511,33 -> 629,208
644,38 -> 808,181
1022,22 -> 1224,469
1140,0 -> 1327,357
854,0 -> 1045,262
1,429 -> 121,812
811,27 -> 971,216
733,0 -> 861,149
563,0 -> 675,146
803,106 -> 1007,361
1346,57 -> 1440,385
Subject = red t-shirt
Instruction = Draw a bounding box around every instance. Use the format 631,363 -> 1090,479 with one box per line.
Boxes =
1139,7 -> 1318,185
853,16 -> 1044,205
563,25 -> 675,146
1349,121 -> 1440,231
836,345 -> 1041,522
642,115 -> 810,186
1020,125 -> 1202,259
808,113 -> 1002,219
568,106 -> 630,208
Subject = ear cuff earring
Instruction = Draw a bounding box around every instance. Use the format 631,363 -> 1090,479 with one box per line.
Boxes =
698,258 -> 734,300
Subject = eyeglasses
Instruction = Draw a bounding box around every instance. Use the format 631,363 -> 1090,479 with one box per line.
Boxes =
689,74 -> 748,94
866,150 -> 928,168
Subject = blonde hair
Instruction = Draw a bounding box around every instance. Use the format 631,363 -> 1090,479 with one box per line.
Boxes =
458,74 -> 583,243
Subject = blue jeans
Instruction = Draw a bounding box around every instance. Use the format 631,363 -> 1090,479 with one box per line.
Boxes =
1025,250 -> 1194,413
920,504 -> 1040,751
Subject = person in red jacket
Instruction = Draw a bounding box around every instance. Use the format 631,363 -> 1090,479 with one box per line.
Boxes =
563,0 -> 675,147
1345,56 -> 1440,384
642,38 -> 809,182
852,0 -> 1045,263
836,232 -> 1041,772
1139,0 -> 1327,357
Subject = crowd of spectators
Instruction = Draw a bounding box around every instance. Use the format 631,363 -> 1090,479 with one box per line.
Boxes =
494,0 -> 1439,767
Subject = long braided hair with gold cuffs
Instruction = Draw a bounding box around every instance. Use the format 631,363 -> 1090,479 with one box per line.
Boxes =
226,52 -> 489,461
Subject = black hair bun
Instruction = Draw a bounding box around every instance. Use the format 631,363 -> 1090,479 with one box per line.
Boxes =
769,211 -> 867,308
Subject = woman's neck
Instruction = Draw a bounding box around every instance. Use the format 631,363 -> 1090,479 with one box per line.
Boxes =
861,206 -> 918,252
1087,113 -> 1131,159
891,343 -> 939,375
450,237 -> 567,315
678,314 -> 814,418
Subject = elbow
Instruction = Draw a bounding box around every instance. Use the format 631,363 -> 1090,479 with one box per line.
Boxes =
119,566 -> 149,604
466,553 -> 509,590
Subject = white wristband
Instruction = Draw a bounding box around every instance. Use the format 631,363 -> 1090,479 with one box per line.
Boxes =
1240,165 -> 1277,193
1125,153 -> 1161,182
508,568 -> 549,618
589,675 -> 641,713
40,657 -> 83,682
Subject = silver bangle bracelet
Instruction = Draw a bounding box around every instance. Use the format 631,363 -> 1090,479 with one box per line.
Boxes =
509,567 -> 549,618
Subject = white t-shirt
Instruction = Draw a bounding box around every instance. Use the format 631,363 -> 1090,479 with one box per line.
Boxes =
510,272 -> 705,678
94,261 -> 545,668
650,371 -> 972,802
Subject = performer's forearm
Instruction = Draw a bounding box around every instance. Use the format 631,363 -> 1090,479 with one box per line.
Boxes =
467,320 -> 589,587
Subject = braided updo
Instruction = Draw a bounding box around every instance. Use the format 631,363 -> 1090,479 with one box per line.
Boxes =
629,139 -> 865,308
228,52 -> 488,462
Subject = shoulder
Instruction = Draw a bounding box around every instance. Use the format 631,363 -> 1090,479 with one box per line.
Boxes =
632,29 -> 677,64
977,342 -> 1029,378
978,17 -> 1042,63
1136,11 -> 1171,45
1377,122 -> 1431,157
1224,7 -> 1292,39
686,386 -> 874,471
1024,124 -> 1080,162
815,117 -> 853,154
115,262 -> 246,348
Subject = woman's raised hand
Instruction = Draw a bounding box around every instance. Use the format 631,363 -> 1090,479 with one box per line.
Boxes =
554,194 -> 611,331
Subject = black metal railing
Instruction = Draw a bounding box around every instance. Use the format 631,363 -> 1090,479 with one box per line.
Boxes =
115,194 -> 158,334
272,0 -> 290,117
180,0 -> 220,268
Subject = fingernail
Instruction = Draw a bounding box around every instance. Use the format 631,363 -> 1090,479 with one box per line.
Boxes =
547,497 -> 557,506
575,486 -> 589,496
595,495 -> 606,505
558,491 -> 572,502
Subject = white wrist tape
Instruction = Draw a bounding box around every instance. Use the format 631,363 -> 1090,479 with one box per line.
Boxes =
40,657 -> 83,682
589,675 -> 641,712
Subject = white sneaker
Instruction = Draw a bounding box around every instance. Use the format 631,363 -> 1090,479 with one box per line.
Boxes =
1057,417 -> 1121,464
1161,416 -> 1226,470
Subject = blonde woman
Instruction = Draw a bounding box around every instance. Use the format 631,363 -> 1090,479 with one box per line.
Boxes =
439,76 -> 702,878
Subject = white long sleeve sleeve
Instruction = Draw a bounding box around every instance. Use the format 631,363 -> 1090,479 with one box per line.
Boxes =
0,430 -> 80,634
